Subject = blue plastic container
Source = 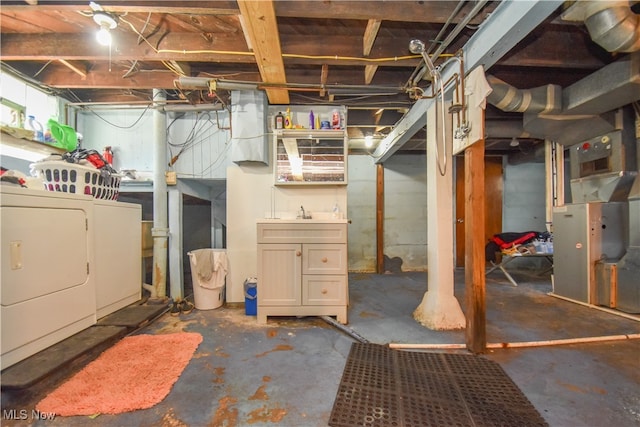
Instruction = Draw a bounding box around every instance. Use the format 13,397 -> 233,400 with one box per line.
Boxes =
244,278 -> 257,316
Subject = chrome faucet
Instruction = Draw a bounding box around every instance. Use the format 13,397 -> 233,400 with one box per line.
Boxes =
298,205 -> 310,219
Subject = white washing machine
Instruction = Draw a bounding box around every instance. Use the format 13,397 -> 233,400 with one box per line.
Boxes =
1,187 -> 96,369
93,199 -> 141,319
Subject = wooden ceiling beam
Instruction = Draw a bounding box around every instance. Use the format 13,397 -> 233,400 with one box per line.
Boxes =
57,59 -> 87,79
363,19 -> 381,85
273,1 -> 497,24
2,29 -> 603,70
37,66 -> 178,89
363,19 -> 381,57
0,2 -> 239,15
237,0 -> 289,104
320,64 -> 328,97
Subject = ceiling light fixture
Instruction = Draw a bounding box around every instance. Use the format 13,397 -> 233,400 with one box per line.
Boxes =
93,11 -> 118,46
364,135 -> 374,148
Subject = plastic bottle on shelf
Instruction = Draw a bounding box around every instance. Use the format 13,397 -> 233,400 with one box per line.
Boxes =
331,109 -> 341,129
26,115 -> 44,142
309,110 -> 314,129
275,112 -> 284,129
284,108 -> 293,129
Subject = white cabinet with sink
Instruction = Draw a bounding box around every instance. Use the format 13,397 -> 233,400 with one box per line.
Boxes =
257,219 -> 348,324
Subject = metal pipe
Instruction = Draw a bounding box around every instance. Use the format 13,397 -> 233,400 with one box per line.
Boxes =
410,0 -> 490,86
151,88 -> 169,300
320,316 -> 369,343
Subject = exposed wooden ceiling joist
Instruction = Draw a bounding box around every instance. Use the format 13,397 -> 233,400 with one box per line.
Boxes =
236,0 -> 288,104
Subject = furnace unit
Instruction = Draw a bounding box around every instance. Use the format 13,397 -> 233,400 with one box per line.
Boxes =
552,107 -> 639,313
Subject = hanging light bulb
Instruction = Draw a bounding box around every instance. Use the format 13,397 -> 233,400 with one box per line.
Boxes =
96,24 -> 112,46
93,11 -> 117,46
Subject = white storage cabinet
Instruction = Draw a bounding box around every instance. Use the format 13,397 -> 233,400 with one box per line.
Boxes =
257,220 -> 348,324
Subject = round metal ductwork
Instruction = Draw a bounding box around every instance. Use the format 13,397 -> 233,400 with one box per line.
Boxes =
563,0 -> 640,53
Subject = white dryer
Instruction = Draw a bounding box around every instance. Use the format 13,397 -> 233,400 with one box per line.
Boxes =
1,187 -> 96,369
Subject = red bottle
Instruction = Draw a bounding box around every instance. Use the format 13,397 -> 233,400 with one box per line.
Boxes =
103,146 -> 113,165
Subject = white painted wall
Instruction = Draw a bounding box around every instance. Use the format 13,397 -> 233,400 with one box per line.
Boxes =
77,109 -> 231,180
226,157 -> 348,303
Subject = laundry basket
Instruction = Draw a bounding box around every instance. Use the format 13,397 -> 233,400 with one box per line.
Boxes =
31,160 -> 121,200
188,249 -> 227,310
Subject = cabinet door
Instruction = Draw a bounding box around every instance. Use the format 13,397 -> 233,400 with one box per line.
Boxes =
303,275 -> 347,305
258,243 -> 301,306
302,244 -> 346,275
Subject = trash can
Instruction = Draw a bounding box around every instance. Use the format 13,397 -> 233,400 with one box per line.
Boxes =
244,278 -> 257,316
187,249 -> 227,310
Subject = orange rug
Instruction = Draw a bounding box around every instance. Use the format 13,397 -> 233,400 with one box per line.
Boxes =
36,332 -> 203,416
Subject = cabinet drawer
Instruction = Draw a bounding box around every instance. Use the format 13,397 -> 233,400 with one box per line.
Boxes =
258,223 -> 347,244
303,244 -> 346,275
303,275 -> 347,305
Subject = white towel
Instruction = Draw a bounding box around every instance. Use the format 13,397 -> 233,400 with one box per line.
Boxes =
465,65 -> 493,109
190,250 -> 228,289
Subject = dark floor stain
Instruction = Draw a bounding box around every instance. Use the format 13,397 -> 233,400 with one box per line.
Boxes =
210,396 -> 238,427
359,310 -> 382,318
212,367 -> 225,384
255,344 -> 294,358
249,376 -> 272,401
162,408 -> 188,427
266,329 -> 278,339
214,346 -> 230,358
249,385 -> 268,401
246,405 -> 287,424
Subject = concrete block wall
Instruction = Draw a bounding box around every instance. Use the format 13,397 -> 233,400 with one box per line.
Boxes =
347,153 -> 428,272
383,154 -> 428,271
347,155 -> 377,271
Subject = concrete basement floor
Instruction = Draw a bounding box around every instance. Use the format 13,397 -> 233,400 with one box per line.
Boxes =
2,270 -> 639,426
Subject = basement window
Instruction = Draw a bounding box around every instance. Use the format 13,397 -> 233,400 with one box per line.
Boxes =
0,97 -> 26,128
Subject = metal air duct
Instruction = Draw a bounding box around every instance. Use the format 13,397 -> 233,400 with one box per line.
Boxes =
486,75 -> 562,114
562,0 -> 640,53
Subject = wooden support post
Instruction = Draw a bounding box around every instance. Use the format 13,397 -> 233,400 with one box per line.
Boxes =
376,163 -> 385,274
464,138 -> 486,353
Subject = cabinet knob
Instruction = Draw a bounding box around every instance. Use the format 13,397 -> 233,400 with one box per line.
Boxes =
321,257 -> 328,263
296,251 -> 302,257
321,289 -> 328,294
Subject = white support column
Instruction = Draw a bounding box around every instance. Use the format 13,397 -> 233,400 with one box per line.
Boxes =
413,99 -> 465,330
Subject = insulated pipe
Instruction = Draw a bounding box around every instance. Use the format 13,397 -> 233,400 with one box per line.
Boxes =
151,89 -> 169,300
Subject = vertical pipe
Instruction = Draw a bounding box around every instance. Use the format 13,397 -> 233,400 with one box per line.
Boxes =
152,89 -> 169,300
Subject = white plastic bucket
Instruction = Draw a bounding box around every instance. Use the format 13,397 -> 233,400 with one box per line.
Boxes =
188,249 -> 227,310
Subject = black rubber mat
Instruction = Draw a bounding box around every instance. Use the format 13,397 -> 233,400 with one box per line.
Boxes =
329,343 -> 548,427
1,325 -> 127,390
96,303 -> 168,327
2,303 -> 168,390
